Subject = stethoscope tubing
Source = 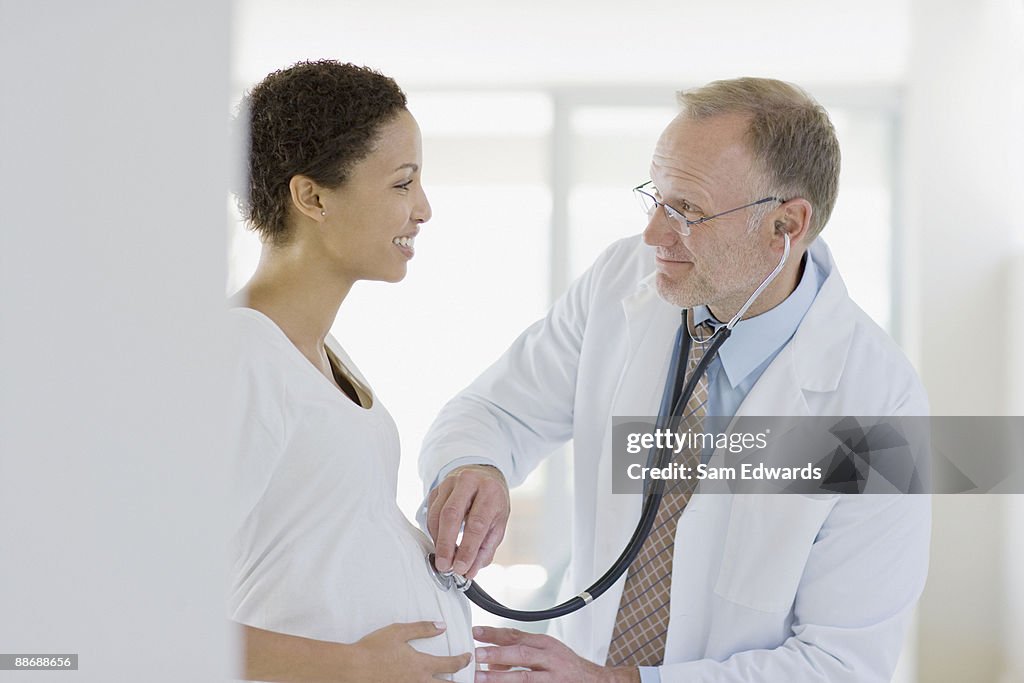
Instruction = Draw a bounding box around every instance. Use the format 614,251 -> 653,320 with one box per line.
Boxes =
436,326 -> 731,622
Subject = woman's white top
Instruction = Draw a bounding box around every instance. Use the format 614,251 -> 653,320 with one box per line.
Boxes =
227,308 -> 472,681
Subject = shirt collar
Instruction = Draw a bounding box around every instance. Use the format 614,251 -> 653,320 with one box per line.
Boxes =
692,251 -> 820,389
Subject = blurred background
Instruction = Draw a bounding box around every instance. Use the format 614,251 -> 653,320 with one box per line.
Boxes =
1,0 -> 1022,681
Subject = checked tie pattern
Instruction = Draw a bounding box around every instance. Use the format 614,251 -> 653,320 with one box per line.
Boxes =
606,312 -> 716,667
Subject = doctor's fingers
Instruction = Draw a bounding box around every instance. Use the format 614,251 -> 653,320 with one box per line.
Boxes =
473,630 -> 601,683
426,474 -> 464,569
430,469 -> 509,574
474,644 -> 554,673
472,627 -> 556,649
426,481 -> 449,543
466,521 -> 506,579
451,487 -> 510,578
427,478 -> 472,572
473,629 -> 572,671
475,669 -> 554,682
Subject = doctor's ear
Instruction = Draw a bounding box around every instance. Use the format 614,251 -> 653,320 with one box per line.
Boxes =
771,198 -> 813,245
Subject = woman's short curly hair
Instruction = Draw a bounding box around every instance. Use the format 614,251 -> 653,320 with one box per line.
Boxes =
236,60 -> 408,244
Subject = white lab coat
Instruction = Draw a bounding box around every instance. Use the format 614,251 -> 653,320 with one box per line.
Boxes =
420,236 -> 930,682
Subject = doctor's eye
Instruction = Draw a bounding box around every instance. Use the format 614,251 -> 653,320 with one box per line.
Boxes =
678,200 -> 704,220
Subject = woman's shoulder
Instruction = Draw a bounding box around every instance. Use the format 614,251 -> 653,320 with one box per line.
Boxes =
225,308 -> 293,440
226,307 -> 299,389
227,307 -> 292,356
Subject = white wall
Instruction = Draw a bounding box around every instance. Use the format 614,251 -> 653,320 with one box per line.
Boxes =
233,0 -> 912,88
903,1 -> 1024,681
0,2 -> 231,681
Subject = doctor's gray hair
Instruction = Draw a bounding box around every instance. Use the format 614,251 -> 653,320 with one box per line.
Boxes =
677,78 -> 841,239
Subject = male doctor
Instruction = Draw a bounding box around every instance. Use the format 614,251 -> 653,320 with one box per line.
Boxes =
420,78 -> 930,682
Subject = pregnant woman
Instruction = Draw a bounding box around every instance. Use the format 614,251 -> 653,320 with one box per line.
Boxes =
227,60 -> 473,682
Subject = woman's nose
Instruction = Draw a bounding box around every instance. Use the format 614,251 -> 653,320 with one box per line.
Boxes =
415,186 -> 432,224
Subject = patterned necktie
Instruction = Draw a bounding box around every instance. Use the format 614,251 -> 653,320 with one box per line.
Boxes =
606,311 -> 716,667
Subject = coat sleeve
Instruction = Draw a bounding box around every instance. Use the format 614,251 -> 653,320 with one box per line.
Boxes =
418,238 -> 632,491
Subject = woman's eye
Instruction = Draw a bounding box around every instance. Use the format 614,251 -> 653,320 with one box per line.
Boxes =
395,180 -> 413,191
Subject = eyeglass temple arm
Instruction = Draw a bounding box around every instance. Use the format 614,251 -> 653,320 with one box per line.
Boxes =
693,196 -> 787,226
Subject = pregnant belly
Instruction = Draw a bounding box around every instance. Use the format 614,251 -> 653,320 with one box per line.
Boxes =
231,514 -> 475,680
357,524 -> 475,681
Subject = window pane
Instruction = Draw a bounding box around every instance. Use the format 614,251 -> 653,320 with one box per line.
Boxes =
568,106 -> 677,279
824,109 -> 895,330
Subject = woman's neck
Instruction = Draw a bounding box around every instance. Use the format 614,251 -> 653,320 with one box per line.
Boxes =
234,242 -> 353,362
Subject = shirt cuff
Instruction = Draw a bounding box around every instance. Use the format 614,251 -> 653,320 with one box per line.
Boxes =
415,456 -> 504,533
638,666 -> 661,683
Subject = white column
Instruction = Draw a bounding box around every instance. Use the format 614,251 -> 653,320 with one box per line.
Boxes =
0,2 -> 231,681
1005,258 -> 1024,682
903,0 -> 1024,681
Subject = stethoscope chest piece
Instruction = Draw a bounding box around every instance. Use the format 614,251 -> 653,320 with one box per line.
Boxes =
426,552 -> 473,593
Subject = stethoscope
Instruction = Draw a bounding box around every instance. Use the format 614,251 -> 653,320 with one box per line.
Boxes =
428,233 -> 792,621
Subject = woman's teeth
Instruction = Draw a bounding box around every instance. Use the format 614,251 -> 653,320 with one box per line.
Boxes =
393,236 -> 415,248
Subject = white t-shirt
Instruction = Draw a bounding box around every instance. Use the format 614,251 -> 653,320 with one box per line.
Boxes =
227,308 -> 473,681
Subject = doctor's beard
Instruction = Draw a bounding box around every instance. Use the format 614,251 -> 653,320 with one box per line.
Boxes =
653,237 -> 778,317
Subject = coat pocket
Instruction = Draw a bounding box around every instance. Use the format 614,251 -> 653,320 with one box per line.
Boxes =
712,494 -> 835,613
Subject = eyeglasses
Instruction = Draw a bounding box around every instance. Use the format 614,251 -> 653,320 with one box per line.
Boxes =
633,180 -> 786,236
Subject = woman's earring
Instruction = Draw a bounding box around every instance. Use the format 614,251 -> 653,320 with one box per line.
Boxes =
321,210 -> 327,217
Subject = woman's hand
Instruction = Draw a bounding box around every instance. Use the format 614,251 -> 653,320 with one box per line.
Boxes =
349,621 -> 472,682
239,620 -> 471,682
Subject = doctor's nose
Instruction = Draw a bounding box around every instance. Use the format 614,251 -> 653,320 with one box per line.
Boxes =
643,208 -> 680,248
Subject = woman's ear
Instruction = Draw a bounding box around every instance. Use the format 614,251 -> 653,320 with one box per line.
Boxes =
288,175 -> 327,223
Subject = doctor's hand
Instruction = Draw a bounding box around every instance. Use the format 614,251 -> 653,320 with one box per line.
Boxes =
427,464 -> 510,579
472,627 -> 640,683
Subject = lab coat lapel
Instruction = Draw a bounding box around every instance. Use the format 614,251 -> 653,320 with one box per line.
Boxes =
617,281 -> 682,421
706,239 -> 856,469
591,277 -> 680,646
732,343 -> 810,418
